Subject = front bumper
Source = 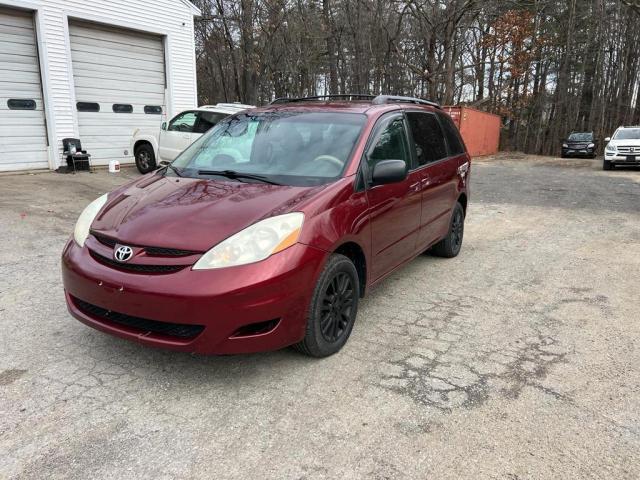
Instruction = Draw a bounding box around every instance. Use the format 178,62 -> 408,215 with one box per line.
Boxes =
604,153 -> 640,166
61,239 -> 327,354
562,147 -> 595,157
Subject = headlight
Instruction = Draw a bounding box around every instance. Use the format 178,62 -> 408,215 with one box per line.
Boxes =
193,212 -> 304,270
562,143 -> 568,148
73,193 -> 108,247
605,144 -> 616,153
588,143 -> 595,148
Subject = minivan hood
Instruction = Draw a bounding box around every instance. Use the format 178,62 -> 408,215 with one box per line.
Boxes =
91,174 -> 327,252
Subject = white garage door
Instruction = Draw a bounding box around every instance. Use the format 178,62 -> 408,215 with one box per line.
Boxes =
0,7 -> 48,171
69,21 -> 166,165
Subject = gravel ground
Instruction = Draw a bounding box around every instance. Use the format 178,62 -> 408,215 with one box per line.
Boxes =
1,154 -> 639,479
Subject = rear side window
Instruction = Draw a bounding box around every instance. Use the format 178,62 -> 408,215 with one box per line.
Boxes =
437,112 -> 465,155
406,112 -> 448,166
194,111 -> 228,134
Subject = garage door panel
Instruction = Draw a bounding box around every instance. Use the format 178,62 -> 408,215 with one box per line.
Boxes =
69,24 -> 164,51
71,62 -> 165,82
77,111 -> 163,122
0,31 -> 36,45
73,76 -> 164,95
0,21 -> 34,35
72,68 -> 165,87
2,41 -> 37,57
0,61 -> 39,73
0,52 -> 38,65
69,35 -> 163,58
1,125 -> 48,137
0,116 -> 44,127
0,70 -> 41,83
71,42 -> 165,65
71,50 -> 164,73
74,89 -> 164,105
0,83 -> 43,96
0,9 -> 47,172
0,135 -> 47,147
79,125 -> 141,137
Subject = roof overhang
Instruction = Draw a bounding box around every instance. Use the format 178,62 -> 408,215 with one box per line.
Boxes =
179,0 -> 202,17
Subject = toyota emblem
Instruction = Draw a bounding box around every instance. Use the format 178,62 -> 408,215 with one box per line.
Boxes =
114,245 -> 133,262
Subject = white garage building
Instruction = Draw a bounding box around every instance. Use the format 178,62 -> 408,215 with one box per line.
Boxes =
0,0 -> 200,172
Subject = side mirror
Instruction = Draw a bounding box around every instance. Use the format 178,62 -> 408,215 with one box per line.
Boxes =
161,122 -> 167,131
371,159 -> 407,186
604,137 -> 610,142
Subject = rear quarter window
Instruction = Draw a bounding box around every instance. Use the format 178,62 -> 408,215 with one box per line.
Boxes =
406,112 -> 448,166
437,112 -> 465,155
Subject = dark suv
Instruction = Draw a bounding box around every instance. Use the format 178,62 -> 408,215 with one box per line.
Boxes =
62,95 -> 471,357
561,132 -> 597,158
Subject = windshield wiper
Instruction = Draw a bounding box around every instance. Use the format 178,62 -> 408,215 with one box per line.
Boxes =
197,169 -> 281,185
162,163 -> 183,177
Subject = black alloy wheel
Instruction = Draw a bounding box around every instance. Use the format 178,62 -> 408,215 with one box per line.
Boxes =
319,271 -> 355,343
135,144 -> 157,174
430,202 -> 465,258
294,254 -> 360,357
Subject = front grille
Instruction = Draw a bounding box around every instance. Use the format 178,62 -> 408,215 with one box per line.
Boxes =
92,232 -> 117,248
91,231 -> 200,257
89,250 -> 186,274
73,296 -> 204,339
144,246 -> 201,257
617,146 -> 639,154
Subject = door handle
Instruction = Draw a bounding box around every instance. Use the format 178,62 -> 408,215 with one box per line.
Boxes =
409,181 -> 421,192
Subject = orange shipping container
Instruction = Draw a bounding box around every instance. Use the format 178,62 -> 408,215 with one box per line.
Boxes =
443,106 -> 501,157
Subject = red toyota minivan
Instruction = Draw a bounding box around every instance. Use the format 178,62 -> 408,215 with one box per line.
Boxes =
62,95 -> 470,357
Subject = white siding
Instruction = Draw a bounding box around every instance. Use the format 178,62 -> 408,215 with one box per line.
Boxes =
0,0 -> 198,171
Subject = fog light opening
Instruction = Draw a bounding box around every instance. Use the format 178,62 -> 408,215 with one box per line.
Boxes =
230,319 -> 280,338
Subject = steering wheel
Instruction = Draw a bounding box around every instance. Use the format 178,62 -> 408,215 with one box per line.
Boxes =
211,148 -> 243,164
313,155 -> 343,169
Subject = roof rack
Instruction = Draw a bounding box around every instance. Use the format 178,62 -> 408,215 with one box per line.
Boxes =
270,94 -> 375,104
371,95 -> 441,109
269,94 -> 440,109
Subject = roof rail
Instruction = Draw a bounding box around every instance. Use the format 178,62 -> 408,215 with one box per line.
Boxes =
200,103 -> 254,109
270,94 -> 375,105
371,95 -> 441,109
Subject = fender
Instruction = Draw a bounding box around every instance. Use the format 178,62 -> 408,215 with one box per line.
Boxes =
131,128 -> 160,161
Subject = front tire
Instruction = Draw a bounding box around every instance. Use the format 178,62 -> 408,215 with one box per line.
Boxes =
603,159 -> 612,170
135,144 -> 157,174
430,202 -> 465,258
294,254 -> 359,357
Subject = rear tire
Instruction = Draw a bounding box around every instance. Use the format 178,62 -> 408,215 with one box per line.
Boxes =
294,254 -> 359,357
603,159 -> 612,170
430,202 -> 465,258
135,144 -> 157,174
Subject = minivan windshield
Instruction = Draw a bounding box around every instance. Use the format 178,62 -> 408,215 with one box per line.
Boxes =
613,128 -> 640,140
170,111 -> 366,186
568,132 -> 593,141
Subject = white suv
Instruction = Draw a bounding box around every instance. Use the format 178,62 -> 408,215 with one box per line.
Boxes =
603,126 -> 640,170
131,103 -> 254,173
